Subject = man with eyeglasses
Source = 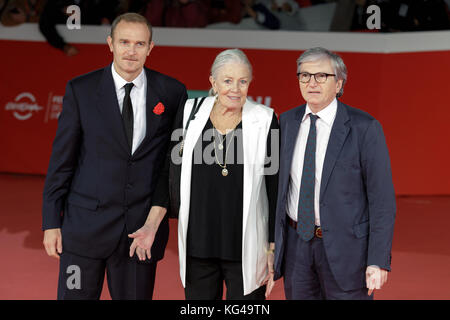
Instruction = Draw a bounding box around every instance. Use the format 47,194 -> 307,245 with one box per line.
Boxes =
272,47 -> 396,299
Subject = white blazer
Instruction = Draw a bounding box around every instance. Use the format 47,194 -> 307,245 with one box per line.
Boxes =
178,96 -> 275,295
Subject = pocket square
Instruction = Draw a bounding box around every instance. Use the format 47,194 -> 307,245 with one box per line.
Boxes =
153,102 -> 165,115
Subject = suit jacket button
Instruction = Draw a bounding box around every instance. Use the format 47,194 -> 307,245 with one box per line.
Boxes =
126,183 -> 133,189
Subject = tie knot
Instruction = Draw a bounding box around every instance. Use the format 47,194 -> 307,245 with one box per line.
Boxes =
309,114 -> 318,124
124,82 -> 134,95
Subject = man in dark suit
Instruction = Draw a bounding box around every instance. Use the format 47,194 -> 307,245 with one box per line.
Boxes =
273,47 -> 396,299
42,13 -> 187,299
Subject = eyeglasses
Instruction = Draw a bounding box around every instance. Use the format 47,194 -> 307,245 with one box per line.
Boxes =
297,72 -> 336,84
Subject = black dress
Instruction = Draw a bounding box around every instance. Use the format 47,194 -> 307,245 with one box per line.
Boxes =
187,114 -> 279,262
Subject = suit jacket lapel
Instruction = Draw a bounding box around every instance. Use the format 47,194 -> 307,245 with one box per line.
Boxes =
283,106 -> 305,184
96,65 -> 130,155
320,101 -> 350,200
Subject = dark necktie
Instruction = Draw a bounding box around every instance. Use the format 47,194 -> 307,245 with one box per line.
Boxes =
297,114 -> 318,241
122,83 -> 134,151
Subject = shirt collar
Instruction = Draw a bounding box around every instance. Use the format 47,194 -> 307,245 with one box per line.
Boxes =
302,98 -> 338,127
111,63 -> 146,91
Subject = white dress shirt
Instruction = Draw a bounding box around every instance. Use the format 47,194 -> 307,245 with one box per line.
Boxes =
111,63 -> 147,154
286,98 -> 338,226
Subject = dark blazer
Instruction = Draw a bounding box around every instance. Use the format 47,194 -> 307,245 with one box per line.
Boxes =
273,101 -> 396,291
42,65 -> 187,261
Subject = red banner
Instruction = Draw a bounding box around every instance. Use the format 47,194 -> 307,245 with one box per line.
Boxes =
1,38 -> 449,195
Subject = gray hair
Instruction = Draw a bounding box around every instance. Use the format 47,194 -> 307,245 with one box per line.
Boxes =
111,13 -> 153,43
209,49 -> 253,96
297,47 -> 347,98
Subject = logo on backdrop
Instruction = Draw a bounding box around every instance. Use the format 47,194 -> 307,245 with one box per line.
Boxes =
5,92 -> 44,120
4,92 -> 63,122
249,95 -> 272,108
44,93 -> 63,122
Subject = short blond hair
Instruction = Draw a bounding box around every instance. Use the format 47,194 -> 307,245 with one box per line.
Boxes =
110,13 -> 153,43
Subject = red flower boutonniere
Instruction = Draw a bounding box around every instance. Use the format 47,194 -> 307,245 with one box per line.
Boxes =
153,102 -> 165,115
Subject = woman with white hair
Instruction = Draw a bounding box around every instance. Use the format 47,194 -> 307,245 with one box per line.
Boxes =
176,49 -> 279,299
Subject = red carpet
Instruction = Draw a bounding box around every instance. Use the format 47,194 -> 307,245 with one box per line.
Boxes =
0,173 -> 448,300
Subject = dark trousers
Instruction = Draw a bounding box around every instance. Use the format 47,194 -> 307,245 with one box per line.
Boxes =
185,256 -> 266,300
283,223 -> 373,300
57,228 -> 157,300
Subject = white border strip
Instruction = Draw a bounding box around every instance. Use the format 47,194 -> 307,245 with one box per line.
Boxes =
0,23 -> 449,53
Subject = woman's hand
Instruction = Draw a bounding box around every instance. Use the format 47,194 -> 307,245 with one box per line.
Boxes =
264,243 -> 275,298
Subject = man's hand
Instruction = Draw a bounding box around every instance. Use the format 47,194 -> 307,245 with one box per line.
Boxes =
129,224 -> 157,261
128,206 -> 167,261
63,44 -> 79,57
43,228 -> 62,259
366,266 -> 389,295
